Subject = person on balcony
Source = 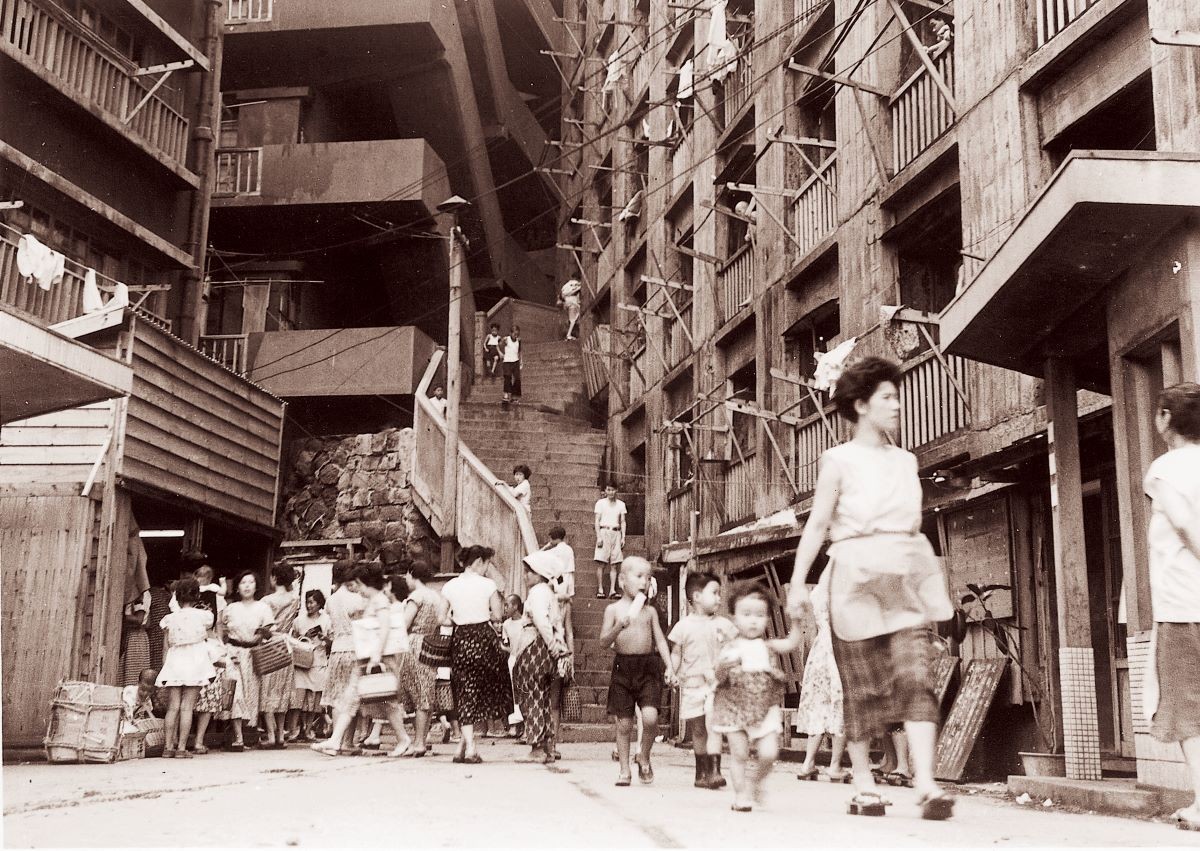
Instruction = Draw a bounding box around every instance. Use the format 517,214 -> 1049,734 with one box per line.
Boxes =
786,356 -> 955,821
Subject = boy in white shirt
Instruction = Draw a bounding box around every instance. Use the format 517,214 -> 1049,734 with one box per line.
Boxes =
501,325 -> 522,402
594,485 -> 628,599
429,384 -> 447,417
496,465 -> 532,514
483,323 -> 502,377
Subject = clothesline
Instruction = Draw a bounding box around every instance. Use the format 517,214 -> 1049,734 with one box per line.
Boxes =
0,219 -> 155,293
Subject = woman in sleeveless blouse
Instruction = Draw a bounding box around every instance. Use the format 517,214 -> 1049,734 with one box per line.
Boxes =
405,559 -> 448,754
259,564 -> 300,748
787,357 -> 954,821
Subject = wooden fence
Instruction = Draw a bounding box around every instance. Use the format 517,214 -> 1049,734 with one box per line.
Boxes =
890,47 -> 955,172
790,154 -> 837,258
718,244 -> 753,320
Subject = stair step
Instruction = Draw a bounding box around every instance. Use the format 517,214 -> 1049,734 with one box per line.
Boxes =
557,723 -> 612,743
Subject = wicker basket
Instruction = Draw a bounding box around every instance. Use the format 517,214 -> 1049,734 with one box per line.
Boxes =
118,731 -> 147,761
44,681 -> 125,764
134,716 -> 166,753
250,637 -> 291,675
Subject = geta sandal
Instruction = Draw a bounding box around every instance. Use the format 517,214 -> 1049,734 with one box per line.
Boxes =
847,792 -> 889,817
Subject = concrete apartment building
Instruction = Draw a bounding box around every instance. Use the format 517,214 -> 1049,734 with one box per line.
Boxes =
0,0 -> 285,748
556,0 -> 1199,791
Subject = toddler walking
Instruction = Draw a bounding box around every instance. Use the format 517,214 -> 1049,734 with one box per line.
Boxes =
156,577 -> 217,758
669,571 -> 736,789
599,556 -> 675,786
711,582 -> 801,811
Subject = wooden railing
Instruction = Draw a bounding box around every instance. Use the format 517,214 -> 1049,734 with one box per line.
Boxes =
793,406 -> 849,493
667,486 -> 694,544
722,42 -> 754,125
214,148 -> 262,196
0,0 -> 189,165
1037,0 -> 1100,45
0,230 -> 86,325
582,323 -> 611,398
897,350 -> 971,450
629,346 -> 647,399
410,349 -> 538,595
199,334 -> 249,375
226,0 -> 272,23
890,46 -> 955,172
790,154 -> 838,258
666,301 -> 692,368
724,454 -> 756,524
718,244 -> 754,320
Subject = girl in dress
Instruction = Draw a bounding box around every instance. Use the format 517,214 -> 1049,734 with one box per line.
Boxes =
156,577 -> 216,758
219,570 -> 274,751
787,356 -> 955,820
794,569 -> 848,782
260,564 -> 300,749
710,582 -> 801,812
289,590 -> 331,742
404,559 -> 448,754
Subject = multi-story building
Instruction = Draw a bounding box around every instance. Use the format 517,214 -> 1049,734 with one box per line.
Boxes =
557,0 -> 1198,792
0,0 -> 284,749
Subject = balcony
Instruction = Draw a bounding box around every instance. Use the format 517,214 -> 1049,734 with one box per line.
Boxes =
199,334 -> 249,375
723,454 -> 756,525
665,302 -> 692,368
790,154 -> 838,257
226,0 -> 272,24
890,46 -> 955,172
210,139 -> 450,214
629,346 -> 647,400
721,44 -> 754,126
222,0 -> 443,33
718,243 -> 754,320
1,229 -> 84,326
1037,0 -> 1101,46
667,486 -> 694,544
0,0 -> 189,167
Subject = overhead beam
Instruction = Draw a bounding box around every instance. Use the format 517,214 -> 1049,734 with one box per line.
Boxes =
787,61 -> 890,97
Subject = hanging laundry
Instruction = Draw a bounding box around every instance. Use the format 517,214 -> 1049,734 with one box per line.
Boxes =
677,58 -> 695,100
16,233 -> 66,291
602,48 -> 626,92
813,337 -> 859,392
109,282 -> 130,309
641,117 -> 653,141
617,190 -> 644,222
81,268 -> 104,313
706,0 -> 738,83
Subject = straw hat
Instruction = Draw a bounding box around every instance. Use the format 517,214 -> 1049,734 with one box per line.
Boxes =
523,550 -> 561,581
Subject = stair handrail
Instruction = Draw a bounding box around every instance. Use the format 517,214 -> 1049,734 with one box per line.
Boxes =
412,347 -> 538,592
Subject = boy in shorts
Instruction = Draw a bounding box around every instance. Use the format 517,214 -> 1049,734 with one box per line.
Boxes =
599,556 -> 675,786
669,571 -> 736,789
594,485 -> 627,599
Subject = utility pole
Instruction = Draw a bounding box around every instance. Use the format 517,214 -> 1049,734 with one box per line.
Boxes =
438,195 -> 470,573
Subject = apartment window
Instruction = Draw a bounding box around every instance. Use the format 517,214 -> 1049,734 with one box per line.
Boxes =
666,374 -> 695,490
892,185 -> 963,324
896,4 -> 953,83
634,0 -> 651,47
593,154 -> 613,249
786,300 -> 840,380
728,360 -> 758,457
266,280 -> 301,331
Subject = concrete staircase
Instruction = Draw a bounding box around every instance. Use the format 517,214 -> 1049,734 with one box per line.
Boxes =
459,339 -> 637,742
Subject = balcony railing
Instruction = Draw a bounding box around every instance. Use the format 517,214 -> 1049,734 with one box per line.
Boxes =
890,46 -> 955,172
667,486 -> 694,544
214,148 -> 262,196
790,154 -> 838,257
718,243 -> 754,320
199,334 -> 249,375
629,346 -> 647,399
724,454 -> 756,524
226,0 -> 272,24
1,0 -> 189,165
665,301 -> 692,368
0,230 -> 85,325
792,348 -> 972,493
722,43 -> 754,125
1037,0 -> 1100,46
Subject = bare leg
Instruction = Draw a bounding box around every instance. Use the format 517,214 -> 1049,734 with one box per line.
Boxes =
904,720 -> 940,798
692,716 -> 710,756
609,566 -> 618,596
754,733 -> 780,803
178,688 -> 199,752
1179,737 -> 1200,819
193,712 -> 212,750
727,731 -> 752,808
316,709 -> 355,752
460,723 -> 477,758
230,718 -> 244,747
164,688 -> 182,752
262,709 -> 278,744
364,719 -> 385,746
638,706 -> 658,765
828,734 -> 848,776
414,709 -> 431,751
892,728 -> 912,776
848,738 -> 881,795
800,732 -> 823,773
385,704 -> 413,756
615,716 -> 634,780
595,563 -> 604,595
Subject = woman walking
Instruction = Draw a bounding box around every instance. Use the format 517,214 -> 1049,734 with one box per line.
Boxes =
513,551 -> 569,763
318,560 -> 366,753
787,356 -> 954,820
404,559 -> 446,754
260,564 -> 300,748
441,546 -> 513,763
289,589 -> 331,741
794,568 -> 848,782
219,570 -> 275,751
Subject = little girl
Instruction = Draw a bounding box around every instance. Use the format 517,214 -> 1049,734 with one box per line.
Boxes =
156,576 -> 217,758
710,582 -> 801,812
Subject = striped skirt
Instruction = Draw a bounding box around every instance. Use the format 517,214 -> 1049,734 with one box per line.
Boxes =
513,636 -> 556,747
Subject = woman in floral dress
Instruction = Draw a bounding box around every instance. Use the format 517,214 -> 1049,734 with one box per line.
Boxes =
794,568 -> 847,781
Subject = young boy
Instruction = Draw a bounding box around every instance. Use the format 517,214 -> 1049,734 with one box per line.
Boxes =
594,485 -> 628,599
483,323 -> 502,377
429,384 -> 448,417
669,571 -> 737,789
599,556 -> 675,786
501,594 -> 526,739
542,526 -> 575,647
496,465 -> 532,514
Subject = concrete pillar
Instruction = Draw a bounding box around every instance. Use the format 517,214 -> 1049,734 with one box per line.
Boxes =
1149,0 -> 1200,151
1044,357 -> 1102,780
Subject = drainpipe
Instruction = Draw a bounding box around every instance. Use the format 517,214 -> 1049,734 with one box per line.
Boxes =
179,0 -> 223,346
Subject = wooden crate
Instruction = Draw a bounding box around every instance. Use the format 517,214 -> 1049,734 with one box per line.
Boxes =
43,680 -> 124,764
118,730 -> 146,761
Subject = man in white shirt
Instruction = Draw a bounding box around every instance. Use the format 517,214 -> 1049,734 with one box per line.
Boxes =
542,525 -> 575,646
593,485 -> 628,599
429,384 -> 447,417
501,326 -> 522,403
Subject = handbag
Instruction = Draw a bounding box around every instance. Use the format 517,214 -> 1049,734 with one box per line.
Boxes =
352,617 -> 381,661
289,637 -> 315,670
219,676 -> 237,713
356,663 -> 398,703
561,682 -> 583,723
432,679 -> 455,715
250,636 -> 291,675
418,631 -> 453,668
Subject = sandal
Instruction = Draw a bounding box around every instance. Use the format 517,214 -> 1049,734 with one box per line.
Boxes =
596,591 -> 606,599
884,771 -> 914,788
918,790 -> 956,821
847,791 -> 889,817
826,769 -> 852,784
731,803 -> 753,813
386,746 -> 417,758
161,749 -> 177,759
177,750 -> 194,759
192,746 -> 209,755
462,753 -> 483,764
633,755 -> 654,784
310,743 -> 340,757
609,592 -> 621,600
615,773 -> 632,787
227,742 -> 245,752
796,767 -> 818,781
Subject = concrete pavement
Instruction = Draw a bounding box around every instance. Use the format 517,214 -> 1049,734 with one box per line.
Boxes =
4,742 -> 1197,847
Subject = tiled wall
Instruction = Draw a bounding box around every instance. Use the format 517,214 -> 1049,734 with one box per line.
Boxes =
1128,631 -> 1190,791
1059,646 -> 1102,780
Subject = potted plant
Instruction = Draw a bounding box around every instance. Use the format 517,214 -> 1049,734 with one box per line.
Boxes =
957,584 -> 1062,775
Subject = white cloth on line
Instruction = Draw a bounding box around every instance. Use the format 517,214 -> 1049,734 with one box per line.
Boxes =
603,48 -> 626,92
82,268 -> 105,313
706,0 -> 738,83
16,233 -> 66,290
678,58 -> 695,100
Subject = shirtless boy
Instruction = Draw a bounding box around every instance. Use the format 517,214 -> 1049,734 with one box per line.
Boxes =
599,556 -> 675,786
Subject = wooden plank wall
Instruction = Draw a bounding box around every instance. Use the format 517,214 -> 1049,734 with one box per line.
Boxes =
123,318 -> 284,530
0,495 -> 95,747
0,401 -> 113,486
